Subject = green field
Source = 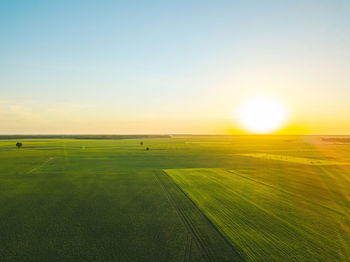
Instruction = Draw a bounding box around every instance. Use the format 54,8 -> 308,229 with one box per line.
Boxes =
0,136 -> 349,261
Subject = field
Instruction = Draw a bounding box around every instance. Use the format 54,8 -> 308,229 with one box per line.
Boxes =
0,136 -> 349,261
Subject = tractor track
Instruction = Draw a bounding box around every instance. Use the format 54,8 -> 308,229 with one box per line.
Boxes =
155,170 -> 245,262
154,171 -> 216,262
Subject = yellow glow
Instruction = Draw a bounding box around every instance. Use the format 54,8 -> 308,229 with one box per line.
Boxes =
237,96 -> 287,134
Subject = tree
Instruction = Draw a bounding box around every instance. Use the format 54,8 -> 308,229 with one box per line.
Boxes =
16,142 -> 22,149
140,141 -> 143,145
146,147 -> 150,151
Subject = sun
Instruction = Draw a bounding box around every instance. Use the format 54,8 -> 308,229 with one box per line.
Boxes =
237,96 -> 287,134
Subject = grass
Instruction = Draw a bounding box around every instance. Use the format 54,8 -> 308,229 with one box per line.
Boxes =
0,136 -> 349,261
165,167 -> 350,261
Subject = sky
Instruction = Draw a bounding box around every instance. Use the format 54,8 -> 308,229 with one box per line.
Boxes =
1,0 -> 350,134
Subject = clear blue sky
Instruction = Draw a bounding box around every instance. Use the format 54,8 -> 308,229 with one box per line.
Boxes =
1,0 -> 350,134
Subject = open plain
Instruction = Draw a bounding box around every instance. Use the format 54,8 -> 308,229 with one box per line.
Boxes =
0,135 -> 349,261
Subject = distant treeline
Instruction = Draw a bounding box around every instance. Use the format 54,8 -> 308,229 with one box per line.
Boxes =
0,135 -> 171,140
322,137 -> 350,143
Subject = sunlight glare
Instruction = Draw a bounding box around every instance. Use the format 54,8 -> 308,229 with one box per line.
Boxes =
237,96 -> 287,134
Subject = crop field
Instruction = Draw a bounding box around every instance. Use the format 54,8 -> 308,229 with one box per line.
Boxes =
0,136 -> 349,261
166,168 -> 349,261
235,153 -> 350,165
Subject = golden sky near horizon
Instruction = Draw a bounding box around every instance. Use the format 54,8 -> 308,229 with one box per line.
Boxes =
1,96 -> 349,135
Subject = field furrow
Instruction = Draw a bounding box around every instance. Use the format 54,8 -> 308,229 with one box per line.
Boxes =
226,169 -> 346,216
155,171 -> 244,262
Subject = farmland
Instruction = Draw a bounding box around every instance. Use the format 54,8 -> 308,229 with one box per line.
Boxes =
0,136 -> 349,261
